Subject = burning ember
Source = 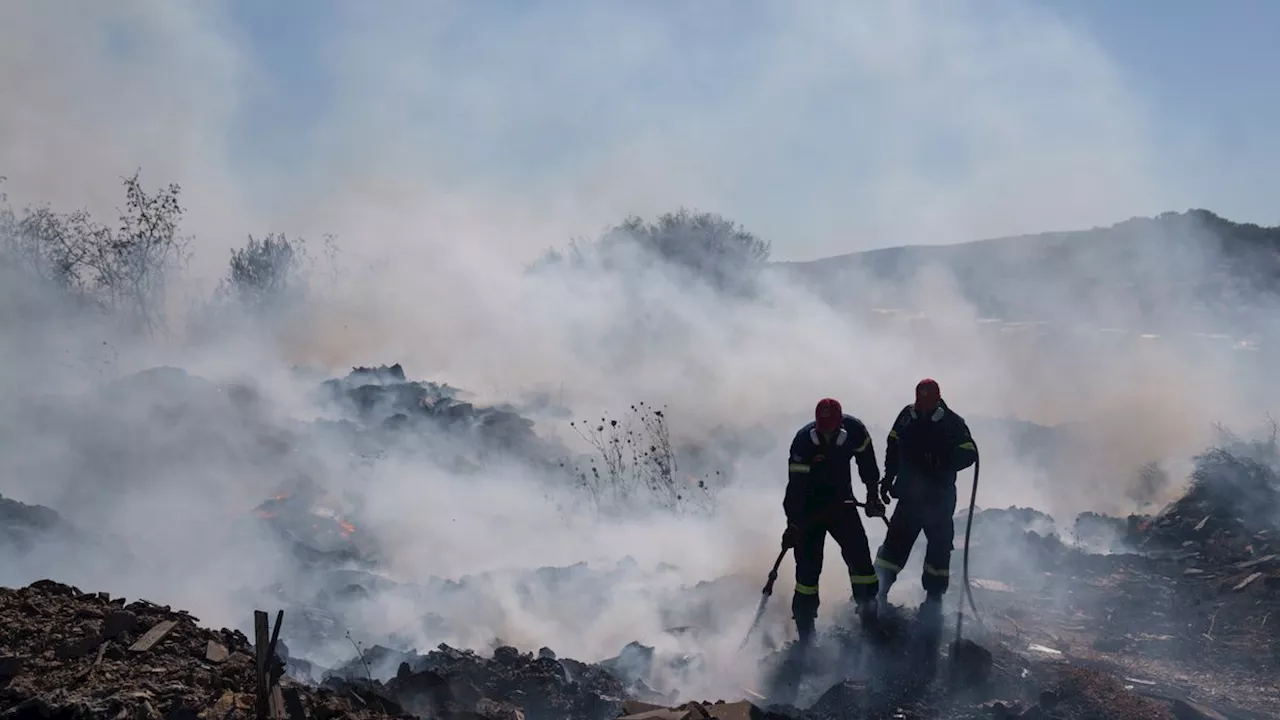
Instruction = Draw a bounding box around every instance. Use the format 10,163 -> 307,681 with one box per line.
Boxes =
251,489 -> 366,553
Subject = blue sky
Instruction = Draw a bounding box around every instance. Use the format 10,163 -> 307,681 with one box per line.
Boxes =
4,1 -> 1278,262
1046,0 -> 1279,217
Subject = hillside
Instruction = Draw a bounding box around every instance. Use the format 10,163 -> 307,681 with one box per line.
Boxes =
773,210 -> 1280,338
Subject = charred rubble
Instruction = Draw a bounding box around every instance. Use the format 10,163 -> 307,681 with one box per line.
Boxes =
949,438 -> 1280,717
0,494 -> 87,555
0,580 -> 402,720
4,576 -> 1244,720
315,363 -> 555,468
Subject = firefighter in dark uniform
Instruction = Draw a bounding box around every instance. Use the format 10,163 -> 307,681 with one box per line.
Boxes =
874,378 -> 978,620
782,398 -> 886,642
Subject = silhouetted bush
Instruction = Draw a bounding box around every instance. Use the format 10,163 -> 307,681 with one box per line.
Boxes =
534,208 -> 771,295
0,171 -> 189,333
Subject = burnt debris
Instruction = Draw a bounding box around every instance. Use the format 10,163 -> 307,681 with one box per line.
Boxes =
0,494 -> 86,555
317,363 -> 551,465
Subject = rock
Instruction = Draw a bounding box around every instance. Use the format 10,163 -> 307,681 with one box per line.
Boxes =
54,633 -> 102,660
102,609 -> 140,639
386,668 -> 454,717
28,579 -> 77,597
0,655 -> 25,680
537,646 -> 556,660
475,697 -> 526,720
204,640 -> 228,664
808,680 -> 867,718
601,641 -> 655,685
981,700 -> 1025,719
950,639 -> 994,687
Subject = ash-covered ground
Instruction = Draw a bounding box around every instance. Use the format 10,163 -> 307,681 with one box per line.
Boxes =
2,364 -> 1277,720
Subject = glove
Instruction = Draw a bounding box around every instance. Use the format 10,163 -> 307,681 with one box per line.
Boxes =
880,474 -> 897,503
781,523 -> 801,550
863,491 -> 886,518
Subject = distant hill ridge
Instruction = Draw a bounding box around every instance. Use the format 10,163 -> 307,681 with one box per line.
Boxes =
772,210 -> 1280,331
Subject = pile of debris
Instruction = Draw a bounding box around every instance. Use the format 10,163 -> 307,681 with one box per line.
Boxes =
4,576 -> 1253,720
323,643 -> 640,720
1128,444 -> 1279,563
317,364 -> 553,466
0,580 -> 422,720
0,494 -> 85,555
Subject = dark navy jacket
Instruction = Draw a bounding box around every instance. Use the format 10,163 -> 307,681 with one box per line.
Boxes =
884,399 -> 977,491
784,414 -> 880,523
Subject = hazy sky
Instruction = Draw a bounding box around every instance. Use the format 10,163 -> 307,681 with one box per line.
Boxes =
3,0 -> 1277,263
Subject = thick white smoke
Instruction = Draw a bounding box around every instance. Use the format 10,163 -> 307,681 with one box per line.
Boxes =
1,0 -> 1274,703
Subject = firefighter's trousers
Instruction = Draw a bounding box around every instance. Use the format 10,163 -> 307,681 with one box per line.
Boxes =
791,502 -> 879,625
874,480 -> 957,597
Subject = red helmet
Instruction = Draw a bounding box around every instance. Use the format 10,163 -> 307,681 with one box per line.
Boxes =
815,398 -> 843,433
915,378 -> 941,413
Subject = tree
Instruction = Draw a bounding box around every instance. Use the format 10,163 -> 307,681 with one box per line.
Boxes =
0,170 -> 190,333
533,208 -> 771,295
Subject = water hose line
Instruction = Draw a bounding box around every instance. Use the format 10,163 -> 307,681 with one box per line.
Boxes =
954,453 -> 983,648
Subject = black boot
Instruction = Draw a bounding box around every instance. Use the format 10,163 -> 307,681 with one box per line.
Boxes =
918,593 -> 943,629
795,614 -> 816,645
857,597 -> 879,628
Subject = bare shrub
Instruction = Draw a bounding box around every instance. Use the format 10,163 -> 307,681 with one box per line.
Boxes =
0,170 -> 189,333
561,403 -> 719,517
217,232 -> 310,311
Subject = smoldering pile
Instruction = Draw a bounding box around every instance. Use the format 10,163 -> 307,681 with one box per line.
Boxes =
0,579 -> 801,720
1126,437 -> 1280,567
936,437 -> 1280,717
3,578 -> 1200,720
314,363 -> 555,469
0,494 -> 86,555
0,580 -> 406,720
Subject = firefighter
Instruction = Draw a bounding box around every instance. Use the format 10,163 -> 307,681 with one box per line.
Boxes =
782,398 -> 886,642
874,378 -> 978,621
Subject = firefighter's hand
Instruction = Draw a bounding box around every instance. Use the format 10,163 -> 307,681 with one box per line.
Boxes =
781,524 -> 801,550
863,492 -> 886,518
880,475 -> 897,503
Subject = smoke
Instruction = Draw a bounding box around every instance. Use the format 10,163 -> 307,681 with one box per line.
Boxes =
0,0 -> 1273,703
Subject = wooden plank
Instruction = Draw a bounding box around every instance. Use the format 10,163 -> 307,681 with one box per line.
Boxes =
1232,572 -> 1262,591
266,610 -> 284,673
128,620 -> 178,653
255,611 -> 270,720
268,685 -> 288,720
281,687 -> 308,720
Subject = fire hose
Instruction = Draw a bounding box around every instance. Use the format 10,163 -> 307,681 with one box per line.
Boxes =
953,452 -> 983,650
